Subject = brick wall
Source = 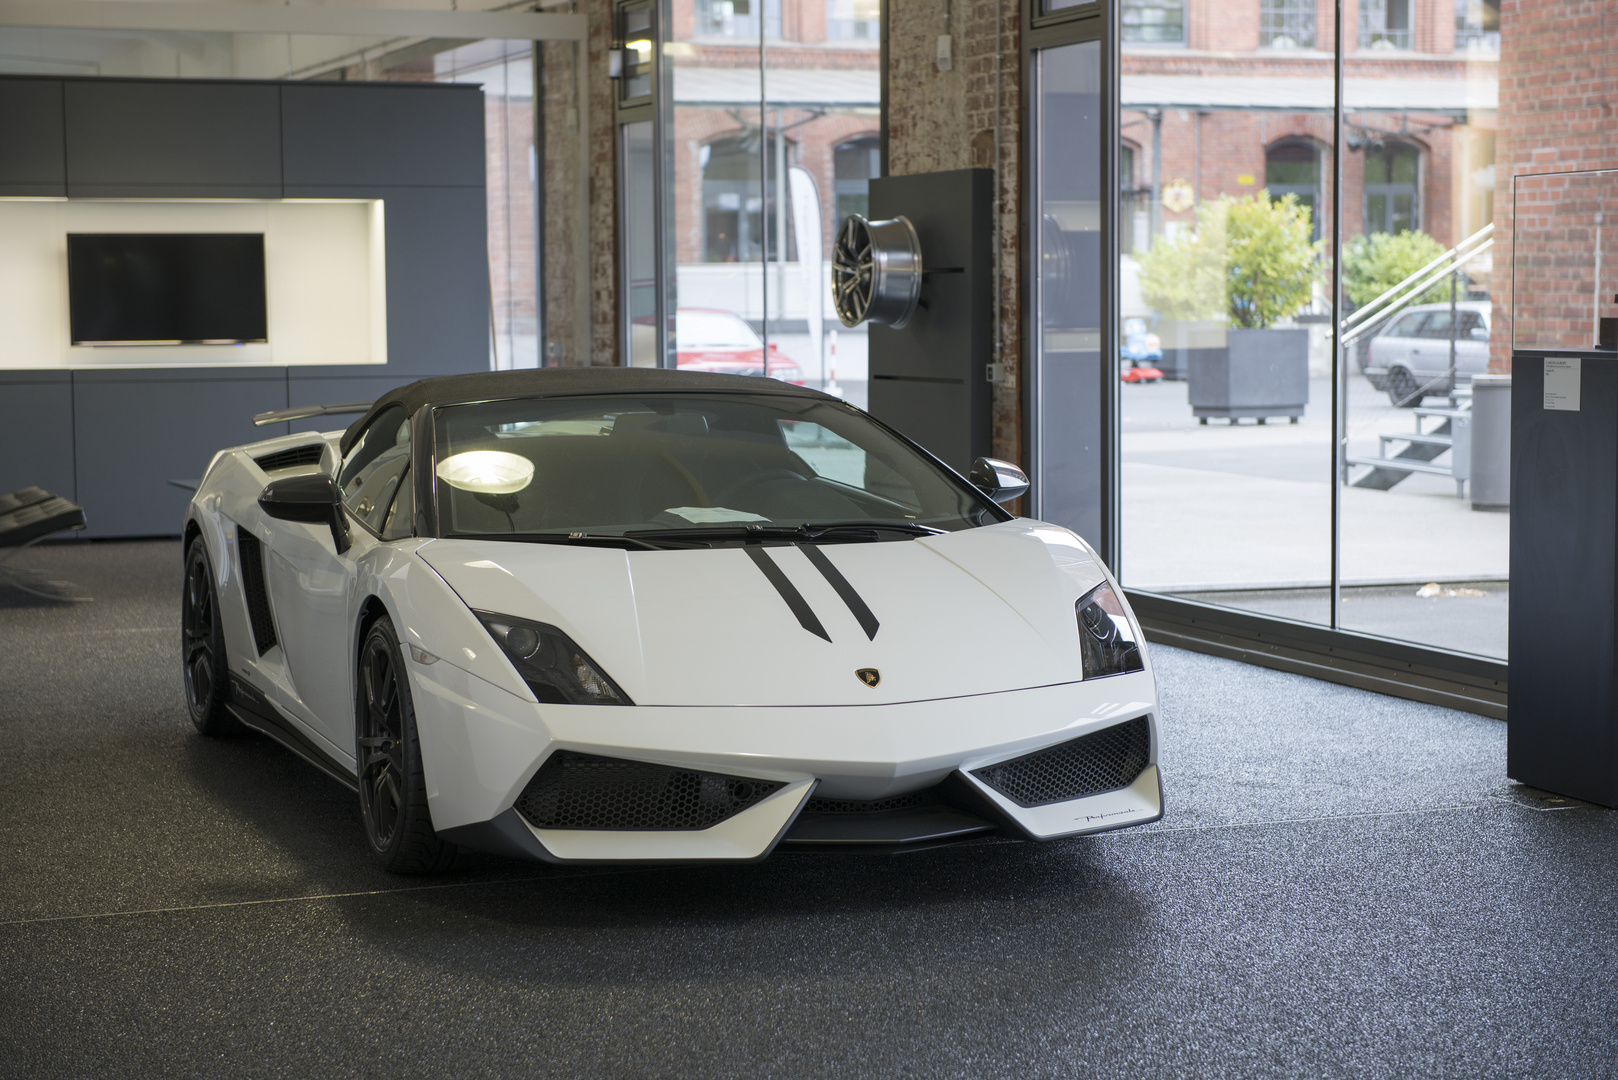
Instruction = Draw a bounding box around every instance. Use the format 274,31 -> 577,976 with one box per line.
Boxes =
588,0 -> 620,365
1489,0 -> 1618,369
887,0 -> 1022,461
541,39 -> 591,367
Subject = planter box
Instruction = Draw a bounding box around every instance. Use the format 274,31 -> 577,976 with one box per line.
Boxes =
1156,319 -> 1226,381
1188,327 -> 1310,423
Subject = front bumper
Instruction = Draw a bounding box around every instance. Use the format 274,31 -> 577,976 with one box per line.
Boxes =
411,660 -> 1161,863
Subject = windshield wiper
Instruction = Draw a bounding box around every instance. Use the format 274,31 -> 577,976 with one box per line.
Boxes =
799,521 -> 945,538
624,521 -> 944,545
463,531 -> 682,552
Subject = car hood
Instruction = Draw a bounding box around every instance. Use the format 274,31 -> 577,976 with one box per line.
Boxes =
415,520 -> 1112,707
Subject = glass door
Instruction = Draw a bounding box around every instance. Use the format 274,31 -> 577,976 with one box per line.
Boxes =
1032,39 -> 1105,548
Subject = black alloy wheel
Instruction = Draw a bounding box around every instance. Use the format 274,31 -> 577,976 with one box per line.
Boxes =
357,616 -> 457,874
181,538 -> 240,736
1386,366 -> 1424,408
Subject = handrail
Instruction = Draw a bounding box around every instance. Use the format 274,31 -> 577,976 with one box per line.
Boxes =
1341,226 -> 1494,346
1343,223 -> 1493,332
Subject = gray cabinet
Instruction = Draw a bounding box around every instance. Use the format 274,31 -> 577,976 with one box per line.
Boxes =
0,373 -> 75,500
281,84 -> 485,189
0,74 -> 488,536
73,374 -> 288,538
64,80 -> 282,197
0,80 -> 66,196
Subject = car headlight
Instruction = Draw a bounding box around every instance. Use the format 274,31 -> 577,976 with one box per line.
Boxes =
1076,581 -> 1144,679
474,611 -> 632,705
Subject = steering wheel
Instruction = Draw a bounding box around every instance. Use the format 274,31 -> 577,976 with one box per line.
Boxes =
714,468 -> 808,510
655,451 -> 710,506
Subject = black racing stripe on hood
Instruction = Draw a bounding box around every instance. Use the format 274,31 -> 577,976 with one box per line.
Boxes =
744,546 -> 831,642
795,543 -> 879,641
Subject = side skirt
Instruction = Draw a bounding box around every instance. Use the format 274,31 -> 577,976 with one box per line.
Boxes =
227,675 -> 358,792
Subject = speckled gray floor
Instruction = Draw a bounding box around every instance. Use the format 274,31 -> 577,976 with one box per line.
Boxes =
1,540 -> 1614,1079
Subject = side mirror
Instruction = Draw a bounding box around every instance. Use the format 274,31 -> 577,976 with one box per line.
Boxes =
259,474 -> 350,554
969,457 -> 1029,506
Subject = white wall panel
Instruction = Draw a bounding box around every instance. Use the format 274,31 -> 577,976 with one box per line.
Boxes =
0,197 -> 386,370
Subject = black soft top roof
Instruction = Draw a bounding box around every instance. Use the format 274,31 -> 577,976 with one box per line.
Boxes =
340,367 -> 831,454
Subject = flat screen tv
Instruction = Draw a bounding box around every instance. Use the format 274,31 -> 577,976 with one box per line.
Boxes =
67,233 -> 268,346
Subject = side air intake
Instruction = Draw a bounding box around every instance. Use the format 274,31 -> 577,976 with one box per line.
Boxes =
253,443 -> 325,472
972,716 -> 1150,807
236,531 -> 278,655
515,751 -> 784,831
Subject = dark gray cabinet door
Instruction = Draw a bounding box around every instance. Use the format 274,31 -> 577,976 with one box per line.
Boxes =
281,84 -> 485,189
73,374 -> 288,537
0,79 -> 66,196
64,81 -> 282,197
0,374 -> 75,500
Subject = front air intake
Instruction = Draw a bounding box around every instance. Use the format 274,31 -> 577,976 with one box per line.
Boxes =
972,716 -> 1150,808
515,751 -> 784,831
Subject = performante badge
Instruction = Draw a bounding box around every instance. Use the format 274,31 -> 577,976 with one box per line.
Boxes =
856,668 -> 880,688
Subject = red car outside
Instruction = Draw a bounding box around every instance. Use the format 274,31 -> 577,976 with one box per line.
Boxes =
675,309 -> 804,385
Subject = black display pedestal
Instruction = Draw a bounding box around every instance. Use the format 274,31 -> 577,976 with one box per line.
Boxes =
1508,349 -> 1618,807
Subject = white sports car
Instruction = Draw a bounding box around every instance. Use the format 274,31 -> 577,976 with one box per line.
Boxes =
182,369 -> 1162,872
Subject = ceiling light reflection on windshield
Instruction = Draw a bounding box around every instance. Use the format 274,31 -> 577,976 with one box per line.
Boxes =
436,451 -> 534,494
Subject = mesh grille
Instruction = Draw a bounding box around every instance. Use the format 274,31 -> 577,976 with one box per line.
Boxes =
805,788 -> 941,814
253,443 -> 325,472
973,717 -> 1150,808
236,531 -> 278,656
516,751 -> 784,831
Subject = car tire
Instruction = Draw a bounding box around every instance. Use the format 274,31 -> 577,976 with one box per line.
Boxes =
357,615 -> 457,874
181,537 -> 242,737
1387,367 -> 1424,408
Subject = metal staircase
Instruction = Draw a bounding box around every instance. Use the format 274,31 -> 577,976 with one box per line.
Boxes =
1346,397 -> 1471,498
1341,224 -> 1491,497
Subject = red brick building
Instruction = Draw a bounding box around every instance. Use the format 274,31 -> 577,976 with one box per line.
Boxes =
1120,0 -> 1499,306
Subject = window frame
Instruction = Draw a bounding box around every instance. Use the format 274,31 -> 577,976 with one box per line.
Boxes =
1117,0 -> 1187,46
1259,0 -> 1317,49
1361,140 -> 1422,236
1024,0 -> 1116,563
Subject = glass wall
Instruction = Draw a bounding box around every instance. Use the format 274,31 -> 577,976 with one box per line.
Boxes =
1118,13 -> 1336,624
432,42 -> 544,371
1112,0 -> 1506,658
1336,25 -> 1501,656
660,0 -> 880,404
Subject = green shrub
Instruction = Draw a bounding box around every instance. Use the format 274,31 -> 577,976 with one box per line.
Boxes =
1341,230 -> 1450,310
1137,192 -> 1320,329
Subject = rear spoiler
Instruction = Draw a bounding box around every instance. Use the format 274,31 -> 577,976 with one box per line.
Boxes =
252,401 -> 374,427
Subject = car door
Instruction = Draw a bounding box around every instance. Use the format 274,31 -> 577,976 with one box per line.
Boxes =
263,406 -> 410,752
1455,309 -> 1490,375
1371,311 -> 1428,371
1413,309 -> 1460,380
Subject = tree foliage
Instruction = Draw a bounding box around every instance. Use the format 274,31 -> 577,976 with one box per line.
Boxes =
1136,199 -> 1229,322
1137,192 -> 1320,329
1340,230 -> 1451,310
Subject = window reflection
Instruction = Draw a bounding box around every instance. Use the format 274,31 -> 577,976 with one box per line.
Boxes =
667,0 -> 879,403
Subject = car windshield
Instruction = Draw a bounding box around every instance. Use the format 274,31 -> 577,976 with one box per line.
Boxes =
431,393 -> 1001,542
676,311 -> 760,349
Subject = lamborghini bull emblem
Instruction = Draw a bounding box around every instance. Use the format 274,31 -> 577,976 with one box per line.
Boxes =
856,668 -> 881,688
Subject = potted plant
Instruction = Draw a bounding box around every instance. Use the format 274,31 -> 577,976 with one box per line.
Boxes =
1138,192 -> 1320,422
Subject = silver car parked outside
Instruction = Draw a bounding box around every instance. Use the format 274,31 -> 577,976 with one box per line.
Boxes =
1363,301 -> 1490,407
